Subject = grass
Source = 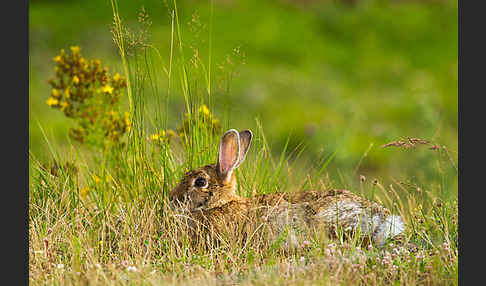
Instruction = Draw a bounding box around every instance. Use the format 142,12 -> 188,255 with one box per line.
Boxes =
29,0 -> 458,284
29,121 -> 458,285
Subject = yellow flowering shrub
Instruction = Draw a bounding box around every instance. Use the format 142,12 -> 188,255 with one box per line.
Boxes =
148,104 -> 221,147
148,129 -> 178,145
47,46 -> 130,147
177,104 -> 222,138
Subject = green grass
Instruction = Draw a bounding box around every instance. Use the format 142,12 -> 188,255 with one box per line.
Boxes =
29,0 -> 457,284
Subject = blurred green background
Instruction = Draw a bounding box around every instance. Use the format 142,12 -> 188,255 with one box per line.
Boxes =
29,0 -> 458,197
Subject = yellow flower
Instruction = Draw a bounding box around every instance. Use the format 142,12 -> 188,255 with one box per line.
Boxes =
73,75 -> 80,84
70,46 -> 81,54
102,85 -> 114,94
124,112 -> 131,131
65,88 -> 70,99
150,131 -> 166,143
93,175 -> 102,184
81,62 -> 89,72
46,97 -> 59,106
80,186 -> 89,197
51,89 -> 60,98
60,101 -> 69,110
199,104 -> 210,116
150,133 -> 160,141
53,55 -> 62,63
113,73 -> 122,82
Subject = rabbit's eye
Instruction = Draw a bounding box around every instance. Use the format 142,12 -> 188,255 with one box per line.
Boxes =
194,177 -> 208,188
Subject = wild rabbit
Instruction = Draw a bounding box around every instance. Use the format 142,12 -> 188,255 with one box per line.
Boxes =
169,129 -> 405,248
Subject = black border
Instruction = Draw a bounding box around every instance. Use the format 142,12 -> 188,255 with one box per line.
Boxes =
4,0 -> 28,284
459,0 -> 483,285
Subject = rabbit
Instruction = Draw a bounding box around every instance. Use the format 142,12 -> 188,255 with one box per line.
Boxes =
169,129 -> 405,248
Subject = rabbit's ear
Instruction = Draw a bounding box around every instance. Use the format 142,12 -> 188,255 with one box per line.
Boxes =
234,130 -> 253,168
217,129 -> 240,183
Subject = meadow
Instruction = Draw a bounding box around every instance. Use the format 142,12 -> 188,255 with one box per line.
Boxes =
29,0 -> 458,284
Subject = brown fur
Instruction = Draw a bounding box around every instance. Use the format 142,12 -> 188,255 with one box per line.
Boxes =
169,164 -> 240,211
169,130 -> 405,247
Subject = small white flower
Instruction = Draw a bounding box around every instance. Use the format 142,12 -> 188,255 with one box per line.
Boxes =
56,264 -> 64,269
299,256 -> 305,263
126,266 -> 137,272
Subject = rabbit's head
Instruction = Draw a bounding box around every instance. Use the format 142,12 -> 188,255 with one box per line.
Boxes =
169,129 -> 253,211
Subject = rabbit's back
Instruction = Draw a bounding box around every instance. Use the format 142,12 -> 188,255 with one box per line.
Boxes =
252,189 -> 404,246
290,189 -> 390,229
